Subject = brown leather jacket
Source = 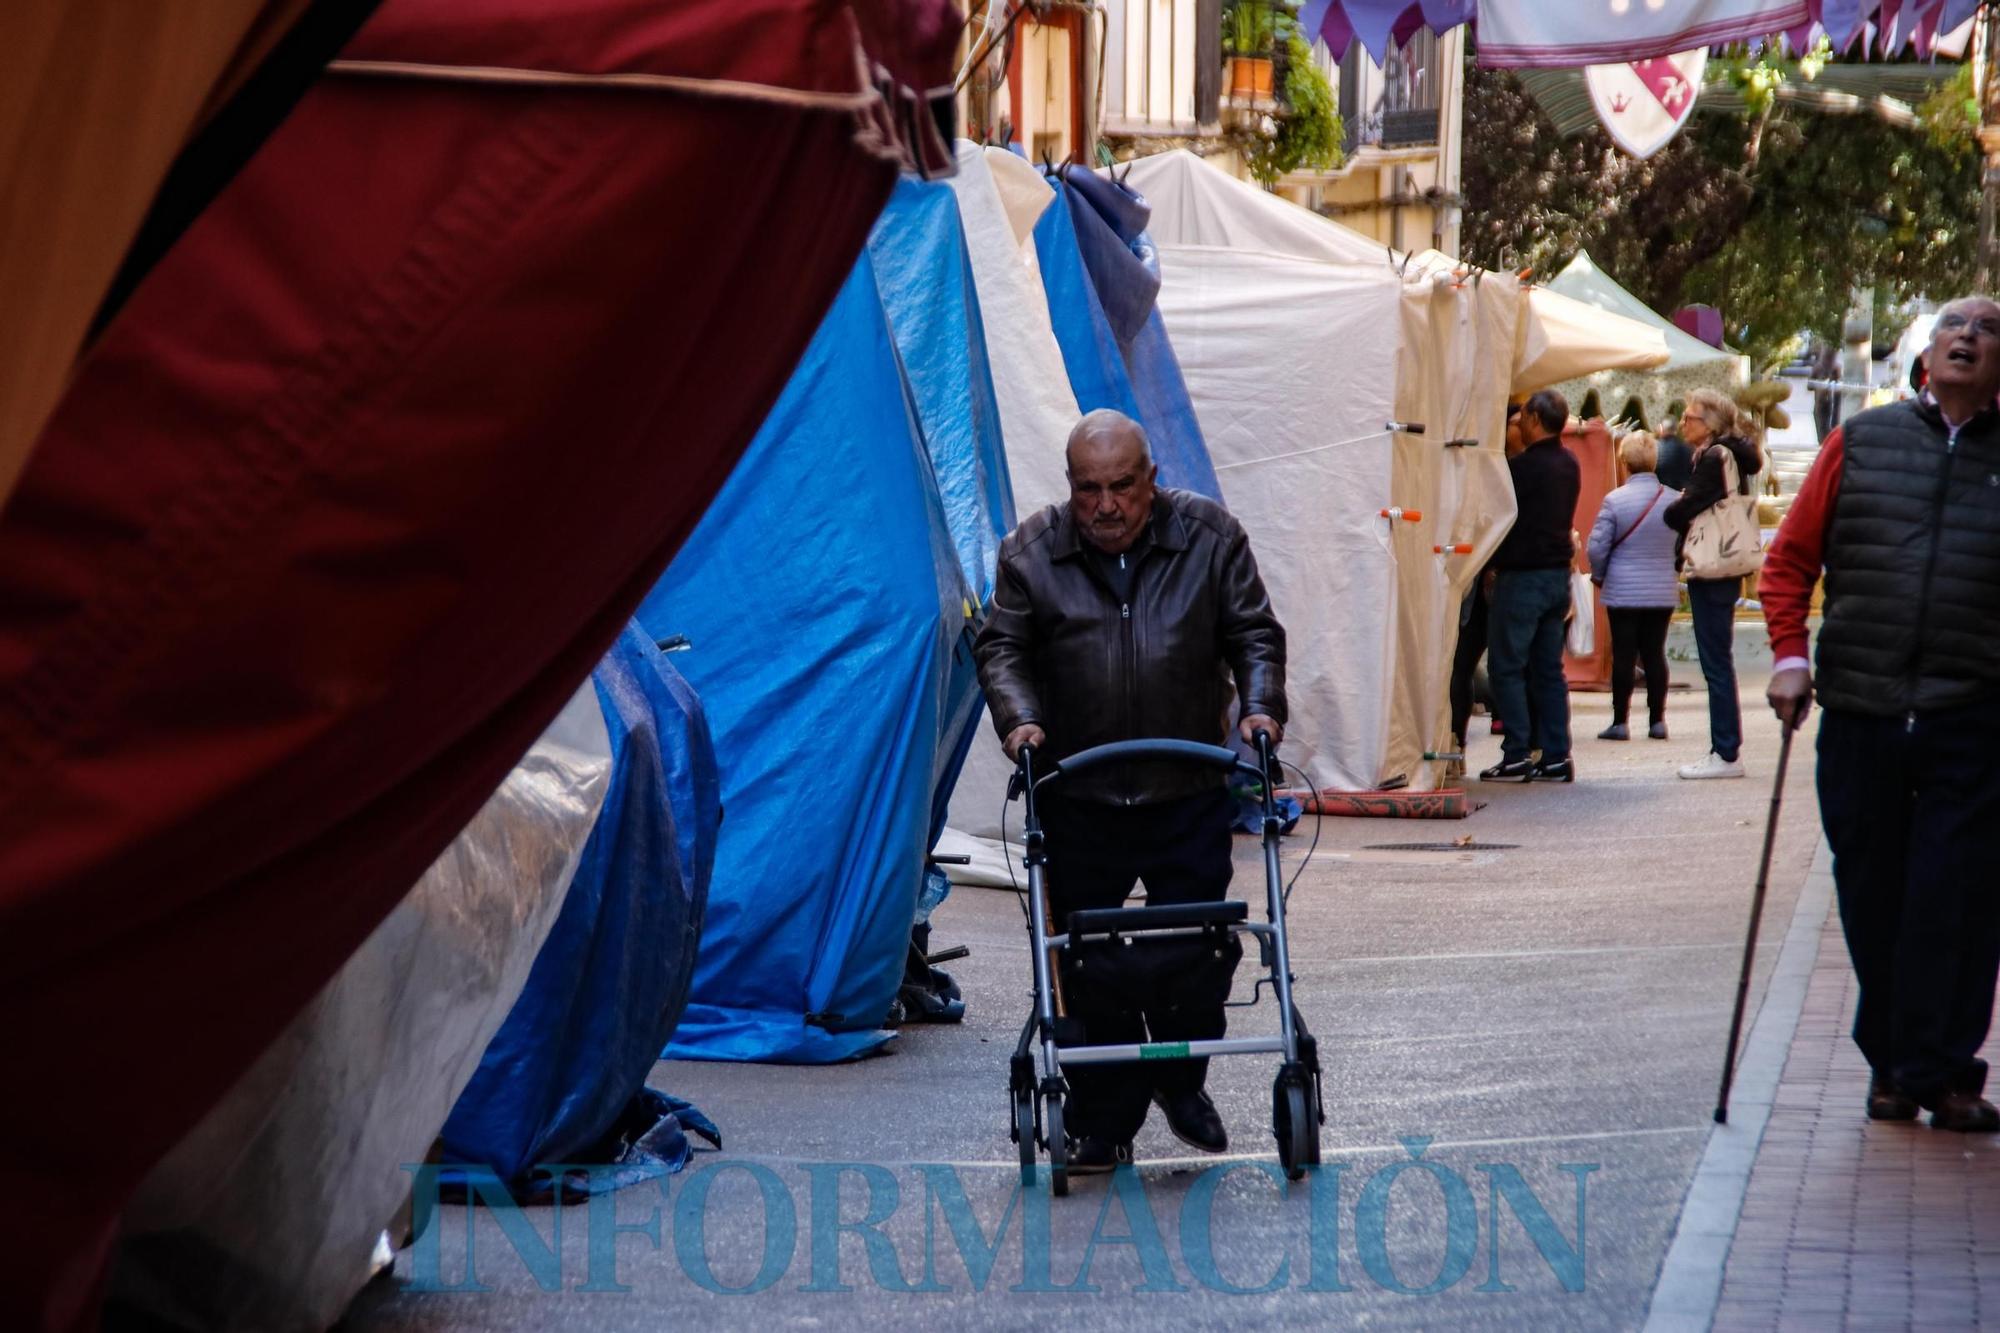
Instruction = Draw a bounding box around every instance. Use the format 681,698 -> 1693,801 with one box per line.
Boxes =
973,488 -> 1287,805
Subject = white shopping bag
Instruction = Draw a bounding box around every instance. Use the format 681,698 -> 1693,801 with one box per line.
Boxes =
1567,572 -> 1596,657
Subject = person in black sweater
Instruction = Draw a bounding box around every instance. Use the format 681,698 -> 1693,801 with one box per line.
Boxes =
1480,391 -> 1582,783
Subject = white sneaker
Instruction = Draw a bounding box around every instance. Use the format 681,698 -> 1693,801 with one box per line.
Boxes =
1678,752 -> 1746,780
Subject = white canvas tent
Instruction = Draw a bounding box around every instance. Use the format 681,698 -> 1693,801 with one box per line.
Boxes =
1118,152 -> 1669,399
1542,250 -> 1747,424
1118,151 -> 1521,793
941,144 -> 1076,848
942,150 -> 1675,857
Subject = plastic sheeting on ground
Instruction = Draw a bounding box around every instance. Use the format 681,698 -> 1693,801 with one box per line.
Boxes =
640,249 -> 976,1064
111,685 -> 612,1333
438,624 -> 720,1192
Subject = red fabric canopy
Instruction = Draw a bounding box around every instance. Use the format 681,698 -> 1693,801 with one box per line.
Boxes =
0,1 -> 956,1326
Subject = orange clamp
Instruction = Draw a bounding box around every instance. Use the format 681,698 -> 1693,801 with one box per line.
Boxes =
1433,543 -> 1473,554
1379,508 -> 1423,523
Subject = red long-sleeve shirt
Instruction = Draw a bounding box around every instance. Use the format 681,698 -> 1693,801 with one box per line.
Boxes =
1759,430 -> 1844,667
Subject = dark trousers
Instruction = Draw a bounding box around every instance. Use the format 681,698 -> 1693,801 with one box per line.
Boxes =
1449,579 -> 1489,745
1488,568 -> 1572,764
1687,576 -> 1742,762
1039,786 -> 1238,1143
1819,705 -> 2000,1103
1607,607 -> 1671,726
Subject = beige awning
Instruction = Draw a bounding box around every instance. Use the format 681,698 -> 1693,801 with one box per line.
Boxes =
1513,285 -> 1671,395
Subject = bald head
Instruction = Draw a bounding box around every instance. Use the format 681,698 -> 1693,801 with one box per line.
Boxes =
1065,410 -> 1158,554
1065,409 -> 1154,470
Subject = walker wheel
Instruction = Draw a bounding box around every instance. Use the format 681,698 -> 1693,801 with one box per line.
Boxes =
1045,1095 -> 1069,1197
1275,1070 -> 1318,1180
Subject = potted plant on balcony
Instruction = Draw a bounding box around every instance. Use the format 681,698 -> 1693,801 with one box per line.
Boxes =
1223,0 -> 1276,99
1243,31 -> 1344,185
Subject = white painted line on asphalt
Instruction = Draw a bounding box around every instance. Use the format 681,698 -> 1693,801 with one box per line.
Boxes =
1315,941 -> 1774,967
971,938 -> 1777,967
692,1124 -> 1711,1174
1641,836 -> 1835,1333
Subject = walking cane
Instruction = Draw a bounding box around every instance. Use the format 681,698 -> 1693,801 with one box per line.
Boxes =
1713,723 -> 1797,1124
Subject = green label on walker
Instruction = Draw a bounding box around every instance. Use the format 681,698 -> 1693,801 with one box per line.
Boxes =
1140,1042 -> 1191,1060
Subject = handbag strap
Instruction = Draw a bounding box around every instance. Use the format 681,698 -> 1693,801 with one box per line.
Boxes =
1608,484 -> 1666,557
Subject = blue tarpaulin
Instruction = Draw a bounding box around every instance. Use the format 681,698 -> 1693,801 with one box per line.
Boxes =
869,176 -> 1015,606
640,248 -> 977,1063
439,624 -> 721,1189
869,178 -> 1017,921
1038,167 -> 1221,499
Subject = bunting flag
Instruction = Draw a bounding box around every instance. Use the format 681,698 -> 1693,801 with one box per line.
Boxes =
1801,0 -> 1982,55
1587,49 -> 1708,159
1301,0 -> 1977,67
1477,0 -> 1810,68
1301,0 -> 1474,63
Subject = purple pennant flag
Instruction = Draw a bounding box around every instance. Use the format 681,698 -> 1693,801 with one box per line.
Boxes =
1784,20 -> 1816,51
1943,0 -> 1983,30
1912,5 -> 1938,56
1345,0 -> 1418,60
1301,0 -> 1334,44
1391,3 -> 1426,48
1315,4 -> 1358,60
1878,0 -> 1903,52
1812,0 -> 1867,47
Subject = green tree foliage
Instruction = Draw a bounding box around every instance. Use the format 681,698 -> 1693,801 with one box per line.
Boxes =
1462,58 -> 1980,369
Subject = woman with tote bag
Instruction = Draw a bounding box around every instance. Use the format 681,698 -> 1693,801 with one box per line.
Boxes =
1665,389 -> 1764,779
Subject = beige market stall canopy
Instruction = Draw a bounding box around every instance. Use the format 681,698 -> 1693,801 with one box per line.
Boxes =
1541,250 -> 1748,426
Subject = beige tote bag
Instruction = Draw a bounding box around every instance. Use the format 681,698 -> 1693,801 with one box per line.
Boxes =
1683,446 -> 1762,580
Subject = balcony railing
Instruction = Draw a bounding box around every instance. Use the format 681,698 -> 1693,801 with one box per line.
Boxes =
1339,27 -> 1442,153
1380,106 -> 1439,147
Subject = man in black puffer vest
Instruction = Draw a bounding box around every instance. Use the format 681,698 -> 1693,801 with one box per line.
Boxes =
1763,296 -> 2000,1133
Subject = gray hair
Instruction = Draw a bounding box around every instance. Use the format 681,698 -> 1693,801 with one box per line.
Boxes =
1066,408 -> 1153,466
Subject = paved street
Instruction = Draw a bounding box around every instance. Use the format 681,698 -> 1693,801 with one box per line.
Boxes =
353,657 -> 1832,1330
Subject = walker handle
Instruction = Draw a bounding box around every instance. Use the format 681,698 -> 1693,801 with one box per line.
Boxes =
1051,738 -> 1257,782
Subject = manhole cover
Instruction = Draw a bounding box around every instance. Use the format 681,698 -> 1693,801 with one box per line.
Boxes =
1364,841 -> 1519,852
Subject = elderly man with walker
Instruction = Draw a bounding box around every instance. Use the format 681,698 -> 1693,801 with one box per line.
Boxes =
973,409 -> 1287,1172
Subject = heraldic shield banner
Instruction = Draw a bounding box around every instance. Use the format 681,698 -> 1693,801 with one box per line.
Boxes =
1586,49 -> 1708,160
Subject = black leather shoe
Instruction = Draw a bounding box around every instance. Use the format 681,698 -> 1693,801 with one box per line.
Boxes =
1596,723 -> 1629,741
1068,1136 -> 1133,1173
1530,756 -> 1575,783
1153,1089 -> 1228,1153
1928,1092 -> 2000,1133
1866,1075 -> 1919,1122
1479,757 -> 1536,782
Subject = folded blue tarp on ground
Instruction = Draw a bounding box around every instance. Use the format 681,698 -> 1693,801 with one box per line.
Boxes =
640,246 -> 978,1063
439,624 -> 721,1191
1038,166 -> 1222,500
